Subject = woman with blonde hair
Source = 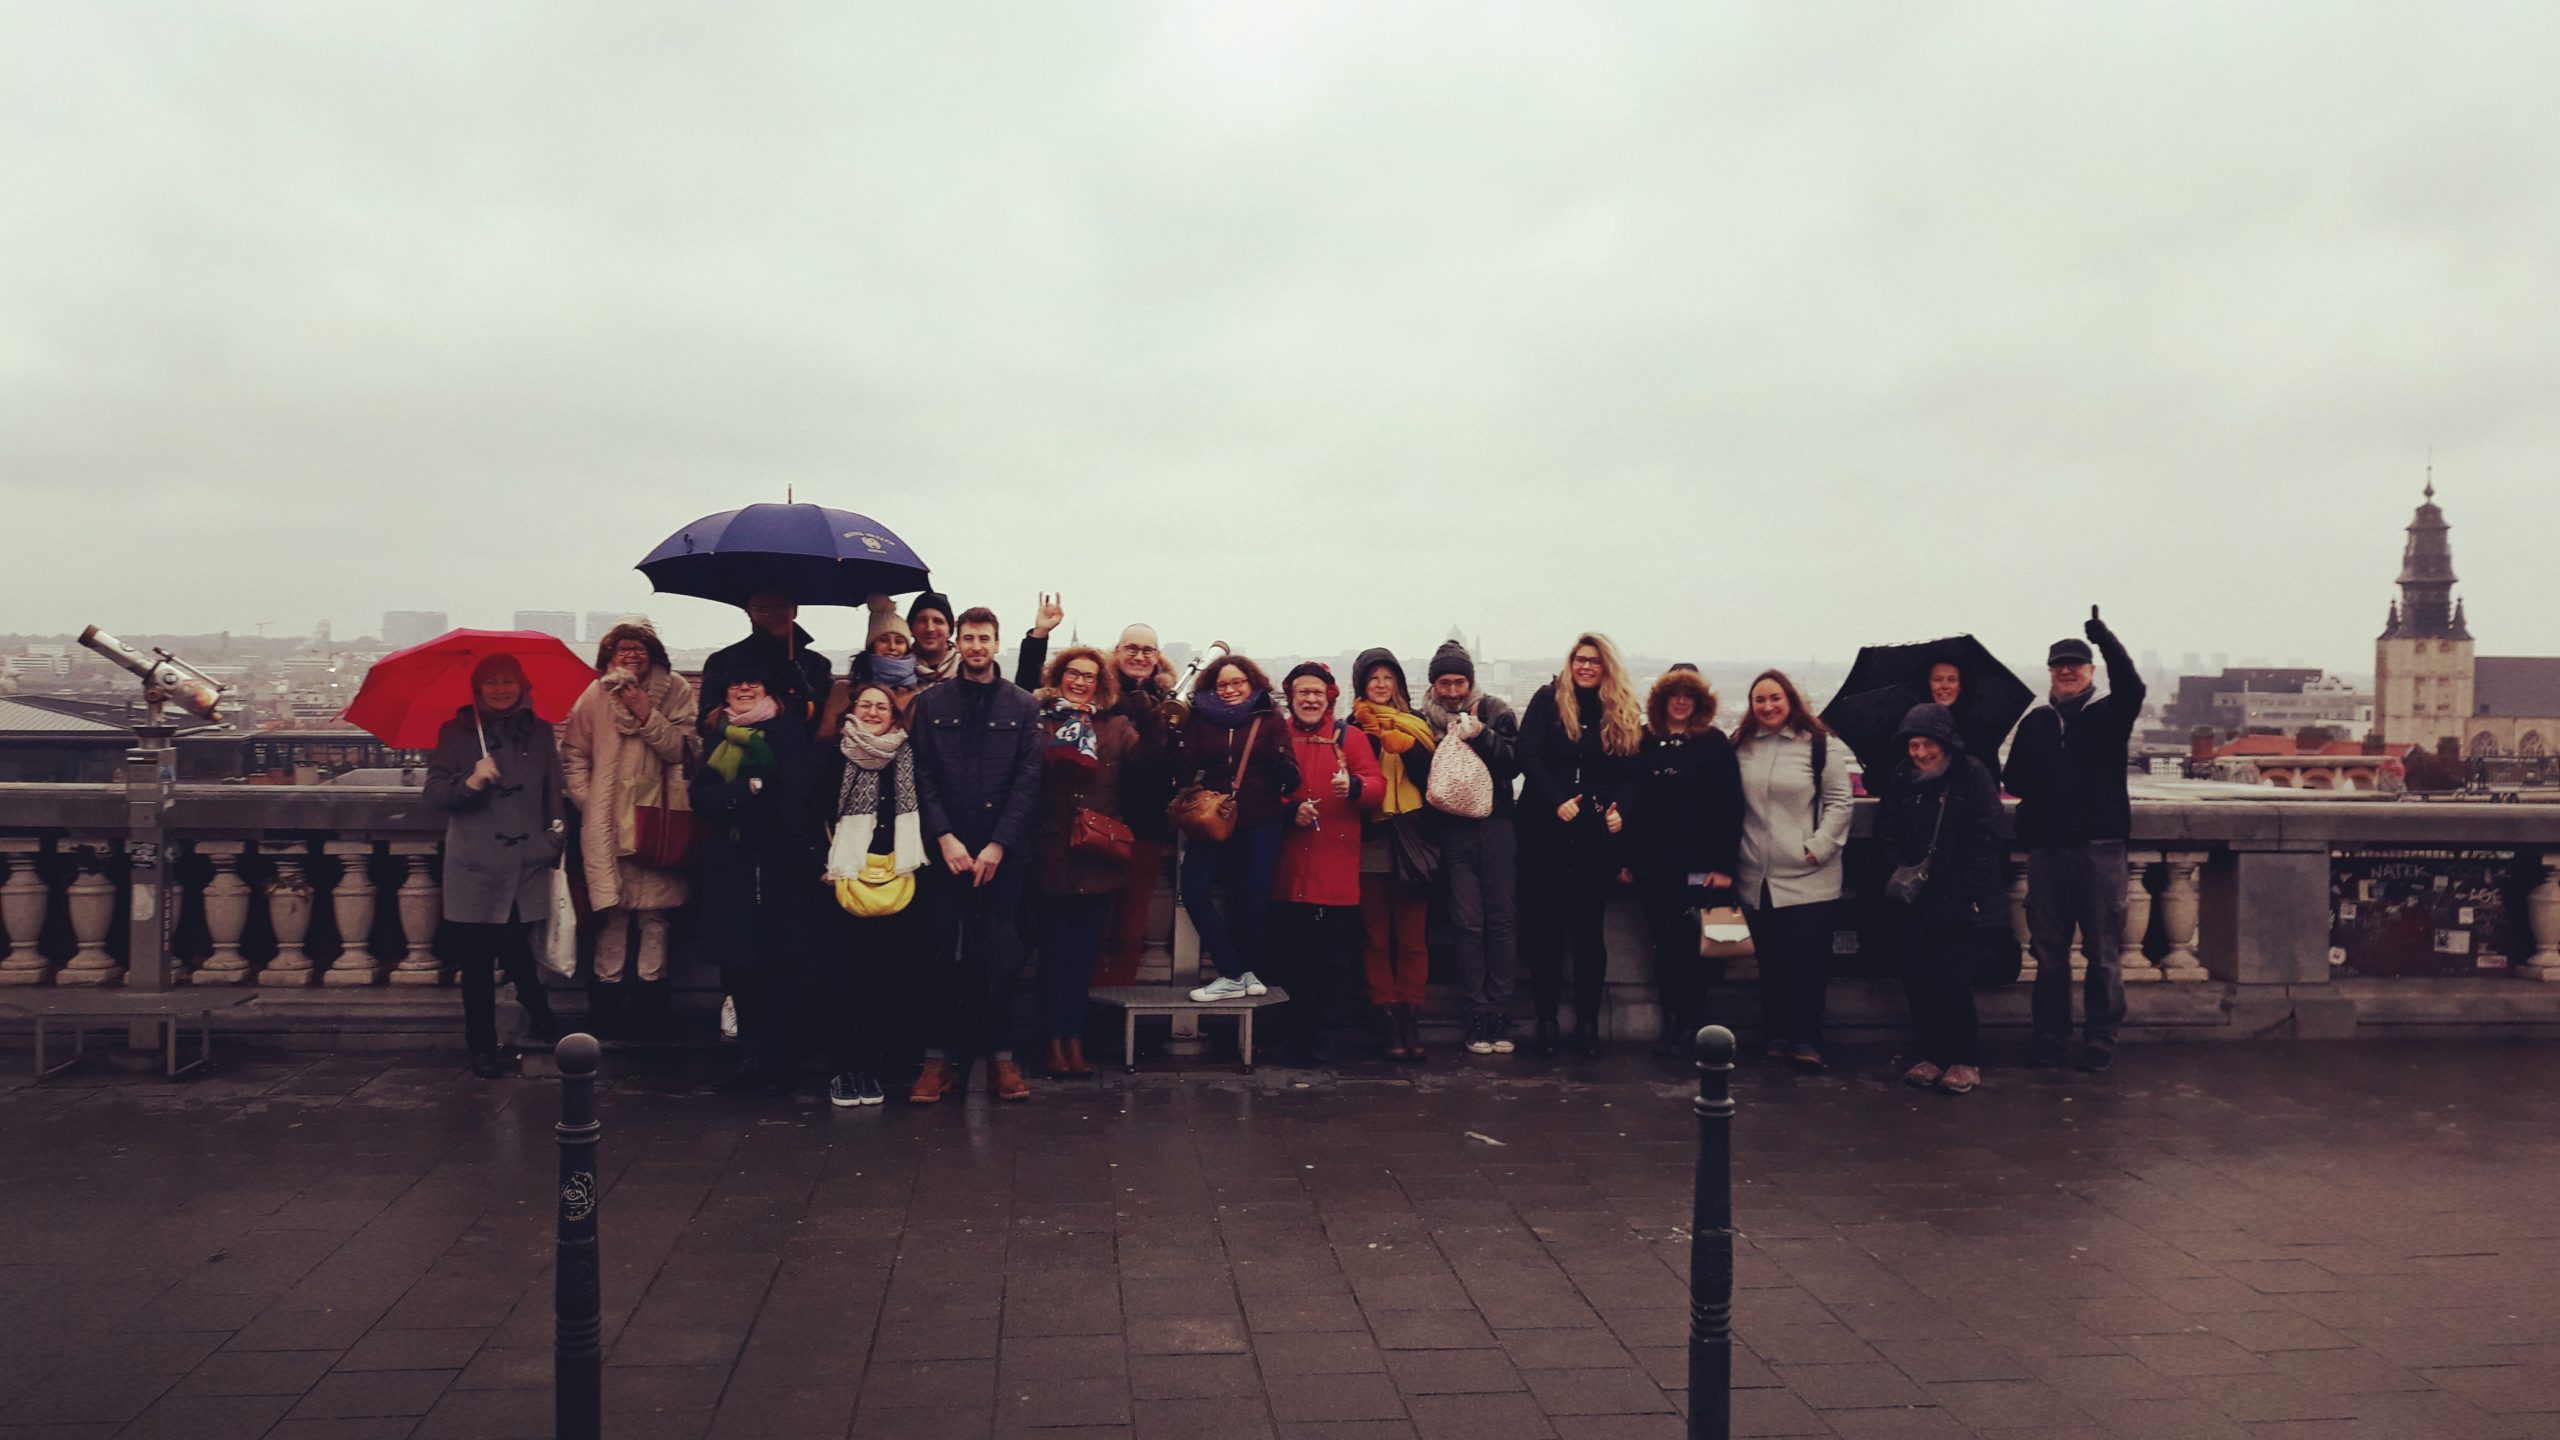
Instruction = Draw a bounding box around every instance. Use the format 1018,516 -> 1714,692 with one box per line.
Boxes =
1516,632 -> 1644,1056
1735,669 -> 1854,1071
1620,666 -> 1744,1059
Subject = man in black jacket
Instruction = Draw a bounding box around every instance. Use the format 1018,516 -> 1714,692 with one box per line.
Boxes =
907,606 -> 1044,1104
702,586 -> 832,734
1418,640 -> 1524,1056
2003,608 -> 2145,1071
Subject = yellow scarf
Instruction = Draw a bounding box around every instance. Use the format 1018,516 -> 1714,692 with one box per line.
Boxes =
1353,700 -> 1435,818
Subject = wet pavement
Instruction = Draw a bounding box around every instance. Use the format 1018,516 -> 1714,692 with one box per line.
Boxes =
1,1039 -> 2556,1439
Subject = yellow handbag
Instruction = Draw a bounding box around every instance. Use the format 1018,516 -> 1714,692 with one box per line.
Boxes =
834,853 -> 914,918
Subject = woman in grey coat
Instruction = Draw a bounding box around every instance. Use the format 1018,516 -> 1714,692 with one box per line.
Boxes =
1734,669 -> 1854,1071
423,654 -> 566,1076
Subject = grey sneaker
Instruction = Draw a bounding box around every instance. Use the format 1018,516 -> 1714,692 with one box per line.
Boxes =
1191,976 -> 1250,1002
1241,972 -> 1268,997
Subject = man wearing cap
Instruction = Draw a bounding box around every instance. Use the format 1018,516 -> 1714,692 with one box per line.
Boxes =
2003,607 -> 2147,1072
1417,639 -> 1524,1055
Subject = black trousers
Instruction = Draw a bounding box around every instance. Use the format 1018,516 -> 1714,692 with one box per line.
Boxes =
1524,864 -> 1613,1030
441,914 -> 555,1056
1266,902 -> 1357,1053
1637,871 -> 1715,1039
724,962 -> 794,1076
1747,888 -> 1834,1049
820,905 -> 920,1077
1901,928 -> 1980,1067
922,862 -> 1028,1062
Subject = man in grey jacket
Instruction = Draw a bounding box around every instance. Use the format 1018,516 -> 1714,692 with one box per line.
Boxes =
1419,641 -> 1523,1055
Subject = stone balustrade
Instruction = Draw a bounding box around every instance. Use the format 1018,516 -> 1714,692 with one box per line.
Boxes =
1,780 -> 2557,1042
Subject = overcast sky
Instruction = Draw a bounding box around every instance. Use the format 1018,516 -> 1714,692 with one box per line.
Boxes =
5,2 -> 2555,680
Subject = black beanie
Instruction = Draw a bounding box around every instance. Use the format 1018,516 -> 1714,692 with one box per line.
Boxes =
908,590 -> 953,627
1428,640 -> 1474,683
1282,661 -> 1335,695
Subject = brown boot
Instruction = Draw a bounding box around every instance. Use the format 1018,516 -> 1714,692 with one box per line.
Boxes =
1045,1039 -> 1073,1078
990,1058 -> 1032,1102
1381,1007 -> 1406,1060
1401,1006 -> 1427,1064
1064,1038 -> 1092,1076
907,1057 -> 952,1104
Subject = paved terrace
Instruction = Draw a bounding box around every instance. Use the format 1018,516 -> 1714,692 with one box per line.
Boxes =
1,1042 -> 2556,1440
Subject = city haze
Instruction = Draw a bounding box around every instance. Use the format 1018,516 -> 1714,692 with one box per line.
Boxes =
4,4 -> 2557,680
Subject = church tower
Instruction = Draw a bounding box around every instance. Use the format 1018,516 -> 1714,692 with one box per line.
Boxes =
2374,478 -> 2474,752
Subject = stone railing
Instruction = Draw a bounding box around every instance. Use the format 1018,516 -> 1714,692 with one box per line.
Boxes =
2,781 -> 2556,1039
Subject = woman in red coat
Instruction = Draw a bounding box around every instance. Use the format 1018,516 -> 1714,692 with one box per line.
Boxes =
1267,662 -> 1385,1063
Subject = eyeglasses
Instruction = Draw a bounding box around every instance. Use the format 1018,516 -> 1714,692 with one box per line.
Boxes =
1119,645 -> 1160,657
1570,655 -> 1604,667
1063,668 -> 1101,684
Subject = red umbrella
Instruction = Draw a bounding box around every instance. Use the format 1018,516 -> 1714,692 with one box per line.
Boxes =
341,629 -> 594,748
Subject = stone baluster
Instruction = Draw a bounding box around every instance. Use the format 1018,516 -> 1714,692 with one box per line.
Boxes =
0,841 -> 51,985
2008,852 -> 2035,983
2119,851 -> 2163,983
322,841 -> 382,986
56,845 -> 122,985
387,843 -> 444,985
2158,851 -> 2209,981
2521,857 -> 2560,982
258,844 -> 316,986
195,842 -> 255,983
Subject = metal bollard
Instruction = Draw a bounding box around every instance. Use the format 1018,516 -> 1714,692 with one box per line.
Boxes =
1688,1025 -> 1735,1440
554,1033 -> 602,1440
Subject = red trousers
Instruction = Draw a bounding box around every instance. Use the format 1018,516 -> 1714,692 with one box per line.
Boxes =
1360,872 -> 1430,1007
1096,839 -> 1167,988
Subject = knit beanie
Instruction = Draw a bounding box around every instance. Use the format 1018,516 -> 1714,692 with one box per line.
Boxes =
866,596 -> 914,651
1427,640 -> 1474,683
908,590 -> 954,628
1282,661 -> 1335,695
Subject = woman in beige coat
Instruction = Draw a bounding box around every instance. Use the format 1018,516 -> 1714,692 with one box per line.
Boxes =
561,620 -> 699,1037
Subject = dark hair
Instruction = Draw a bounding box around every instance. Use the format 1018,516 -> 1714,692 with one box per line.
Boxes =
593,623 -> 669,677
1740,668 -> 1829,738
1203,654 -> 1275,704
955,606 -> 1001,635
1646,668 -> 1719,736
1356,657 -> 1411,711
1042,645 -> 1121,711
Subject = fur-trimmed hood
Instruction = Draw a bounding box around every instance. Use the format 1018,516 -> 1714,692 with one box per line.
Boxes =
1646,668 -> 1719,736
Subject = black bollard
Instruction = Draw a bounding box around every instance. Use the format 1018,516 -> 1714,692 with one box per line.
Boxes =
1688,1024 -> 1735,1440
554,1033 -> 602,1440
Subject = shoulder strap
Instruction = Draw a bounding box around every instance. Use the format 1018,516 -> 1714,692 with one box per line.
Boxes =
1808,732 -> 1828,826
1231,716 -> 1263,794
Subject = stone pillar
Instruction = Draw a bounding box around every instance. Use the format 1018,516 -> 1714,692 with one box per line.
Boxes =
0,841 -> 52,985
387,843 -> 444,986
195,842 -> 254,983
2008,852 -> 2036,983
2198,845 -> 2330,985
56,845 -> 122,986
2522,858 -> 2560,982
258,845 -> 316,986
2157,852 -> 2209,982
322,841 -> 382,986
2119,851 -> 2162,983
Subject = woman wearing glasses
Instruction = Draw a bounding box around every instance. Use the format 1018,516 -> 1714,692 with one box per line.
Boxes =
1516,633 -> 1645,1056
1178,654 -> 1301,1004
1027,646 -> 1149,1077
560,620 -> 698,1040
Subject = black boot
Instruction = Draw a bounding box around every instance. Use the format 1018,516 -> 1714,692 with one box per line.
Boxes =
630,979 -> 670,1041
1534,1016 -> 1561,1057
1574,1021 -> 1604,1059
1399,1005 -> 1426,1064
469,1051 -> 503,1079
588,983 -> 625,1042
1650,1010 -> 1687,1060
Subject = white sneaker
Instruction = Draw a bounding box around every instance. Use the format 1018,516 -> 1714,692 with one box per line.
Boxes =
1241,972 -> 1268,997
1190,976 -> 1250,1002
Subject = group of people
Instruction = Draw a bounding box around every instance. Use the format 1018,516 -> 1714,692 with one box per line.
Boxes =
423,588 -> 2147,1101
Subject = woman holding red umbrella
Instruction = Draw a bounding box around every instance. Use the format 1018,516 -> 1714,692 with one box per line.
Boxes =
423,654 -> 566,1077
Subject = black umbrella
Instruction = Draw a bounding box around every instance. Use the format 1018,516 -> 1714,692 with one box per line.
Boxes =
636,503 -> 930,608
1822,634 -> 2034,779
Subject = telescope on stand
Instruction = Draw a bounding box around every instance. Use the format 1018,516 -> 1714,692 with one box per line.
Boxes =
77,625 -> 228,726
75,625 -> 228,993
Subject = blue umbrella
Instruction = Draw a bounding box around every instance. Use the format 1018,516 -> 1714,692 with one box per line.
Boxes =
636,503 -> 930,608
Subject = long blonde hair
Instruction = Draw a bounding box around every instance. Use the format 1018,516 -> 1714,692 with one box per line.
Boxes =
1554,632 -> 1643,757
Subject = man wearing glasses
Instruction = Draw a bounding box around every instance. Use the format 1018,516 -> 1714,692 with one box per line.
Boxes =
2003,607 -> 2147,1074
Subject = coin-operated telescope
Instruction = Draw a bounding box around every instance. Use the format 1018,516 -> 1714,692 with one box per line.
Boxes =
78,625 -> 228,725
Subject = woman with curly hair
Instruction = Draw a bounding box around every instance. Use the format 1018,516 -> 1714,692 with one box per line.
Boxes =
1027,645 -> 1147,1077
1516,632 -> 1644,1056
1621,666 -> 1744,1058
1176,653 -> 1301,1003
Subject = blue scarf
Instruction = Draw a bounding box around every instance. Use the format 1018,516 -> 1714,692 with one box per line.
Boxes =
867,653 -> 918,688
1043,697 -> 1101,764
1191,689 -> 1258,729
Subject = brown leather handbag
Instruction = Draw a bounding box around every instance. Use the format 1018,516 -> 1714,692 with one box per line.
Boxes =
1070,806 -> 1134,863
1168,717 -> 1261,843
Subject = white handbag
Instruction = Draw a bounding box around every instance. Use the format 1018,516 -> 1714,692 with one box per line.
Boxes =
1425,726 -> 1496,819
538,853 -> 578,979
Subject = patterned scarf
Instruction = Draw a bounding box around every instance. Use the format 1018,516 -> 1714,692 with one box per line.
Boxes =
1043,697 -> 1101,766
825,735 -> 924,880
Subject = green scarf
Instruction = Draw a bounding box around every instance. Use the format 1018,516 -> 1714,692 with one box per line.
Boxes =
707,723 -> 775,783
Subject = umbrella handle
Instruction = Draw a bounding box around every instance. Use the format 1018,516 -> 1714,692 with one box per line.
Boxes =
475,713 -> 489,760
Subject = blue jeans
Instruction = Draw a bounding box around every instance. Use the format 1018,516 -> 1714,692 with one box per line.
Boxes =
1179,819 -> 1283,980
1035,892 -> 1112,1041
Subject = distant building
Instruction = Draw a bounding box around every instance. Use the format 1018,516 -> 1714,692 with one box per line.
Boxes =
2208,675 -> 2371,737
382,611 -> 447,649
2374,481 -> 2560,759
512,611 -> 578,643
584,612 -> 626,645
